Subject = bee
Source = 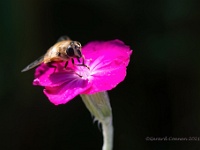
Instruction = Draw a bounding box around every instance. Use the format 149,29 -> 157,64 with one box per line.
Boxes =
21,36 -> 87,72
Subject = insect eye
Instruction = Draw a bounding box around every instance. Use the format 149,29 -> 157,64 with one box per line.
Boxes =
66,47 -> 74,57
74,45 -> 78,50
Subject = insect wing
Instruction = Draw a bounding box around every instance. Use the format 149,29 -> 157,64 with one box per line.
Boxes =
57,35 -> 70,42
21,55 -> 44,72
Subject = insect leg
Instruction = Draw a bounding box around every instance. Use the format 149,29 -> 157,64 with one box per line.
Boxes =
64,61 -> 69,68
47,62 -> 57,72
77,58 -> 81,63
71,58 -> 75,65
75,55 -> 90,69
64,60 -> 82,77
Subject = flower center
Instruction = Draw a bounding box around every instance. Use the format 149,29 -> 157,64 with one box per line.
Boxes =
75,65 -> 91,80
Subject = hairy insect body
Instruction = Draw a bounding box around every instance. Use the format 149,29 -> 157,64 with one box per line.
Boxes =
43,40 -> 71,63
21,36 -> 84,72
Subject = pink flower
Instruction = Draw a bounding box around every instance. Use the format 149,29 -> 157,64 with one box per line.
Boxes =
33,40 -> 132,105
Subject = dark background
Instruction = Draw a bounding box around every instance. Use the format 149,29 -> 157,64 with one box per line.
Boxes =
0,0 -> 200,149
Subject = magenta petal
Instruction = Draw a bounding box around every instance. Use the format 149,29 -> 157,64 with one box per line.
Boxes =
82,40 -> 132,66
83,60 -> 126,94
81,40 -> 132,94
43,77 -> 90,105
33,62 -> 78,87
34,71 -> 80,87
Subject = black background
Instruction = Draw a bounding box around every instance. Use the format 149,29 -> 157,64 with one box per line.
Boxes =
0,0 -> 200,149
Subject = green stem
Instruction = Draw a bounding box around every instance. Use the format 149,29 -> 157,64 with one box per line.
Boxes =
80,91 -> 113,150
102,117 -> 113,150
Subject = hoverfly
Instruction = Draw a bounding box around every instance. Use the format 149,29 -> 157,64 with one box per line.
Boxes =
21,36 -> 87,72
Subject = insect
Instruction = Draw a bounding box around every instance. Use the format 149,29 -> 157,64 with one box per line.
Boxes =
21,36 -> 87,72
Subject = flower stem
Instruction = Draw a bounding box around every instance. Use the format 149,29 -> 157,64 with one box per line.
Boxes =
80,91 -> 113,150
101,117 -> 113,150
